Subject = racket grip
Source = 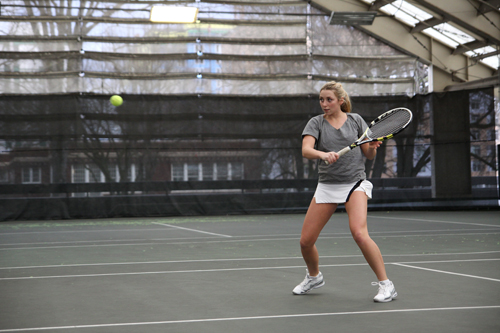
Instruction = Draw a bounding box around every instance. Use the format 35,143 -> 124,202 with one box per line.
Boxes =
323,146 -> 352,165
337,146 -> 351,157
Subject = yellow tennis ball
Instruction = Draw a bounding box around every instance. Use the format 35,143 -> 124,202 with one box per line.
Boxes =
110,95 -> 123,106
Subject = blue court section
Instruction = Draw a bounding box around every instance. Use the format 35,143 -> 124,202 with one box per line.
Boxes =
0,210 -> 499,332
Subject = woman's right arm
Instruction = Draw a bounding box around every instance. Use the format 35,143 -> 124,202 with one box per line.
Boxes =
302,135 -> 339,165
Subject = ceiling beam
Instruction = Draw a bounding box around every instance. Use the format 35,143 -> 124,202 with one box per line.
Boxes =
370,0 -> 395,11
476,0 -> 500,15
452,40 -> 490,55
472,49 -> 500,60
410,17 -> 446,33
308,0 -> 497,91
410,0 -> 500,45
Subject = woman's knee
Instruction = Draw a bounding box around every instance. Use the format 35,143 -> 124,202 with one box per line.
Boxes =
299,236 -> 315,249
351,229 -> 370,245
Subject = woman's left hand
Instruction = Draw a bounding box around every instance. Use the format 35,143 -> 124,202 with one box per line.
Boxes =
368,141 -> 383,150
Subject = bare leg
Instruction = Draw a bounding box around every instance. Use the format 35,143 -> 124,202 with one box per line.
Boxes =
344,191 -> 388,281
300,198 -> 337,277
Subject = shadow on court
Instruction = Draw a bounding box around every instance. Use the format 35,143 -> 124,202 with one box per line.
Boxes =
0,210 -> 499,332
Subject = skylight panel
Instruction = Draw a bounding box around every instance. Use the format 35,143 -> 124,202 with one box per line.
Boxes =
465,46 -> 499,69
465,46 -> 497,57
379,0 -> 433,27
433,23 -> 475,45
422,27 -> 459,47
480,55 -> 499,69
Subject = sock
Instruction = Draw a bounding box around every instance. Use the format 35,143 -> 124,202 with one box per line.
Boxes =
380,279 -> 390,284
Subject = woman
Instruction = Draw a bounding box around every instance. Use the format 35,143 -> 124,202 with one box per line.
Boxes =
292,81 -> 397,302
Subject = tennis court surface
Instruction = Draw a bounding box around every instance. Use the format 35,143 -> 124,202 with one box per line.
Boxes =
1,210 -> 499,332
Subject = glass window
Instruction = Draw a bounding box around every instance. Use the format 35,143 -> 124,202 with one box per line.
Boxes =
73,164 -> 86,183
22,168 -> 31,183
107,164 -> 117,182
216,163 -> 228,180
187,163 -> 199,181
470,129 -> 480,141
202,162 -> 214,180
32,168 -> 40,183
0,169 -> 8,183
486,146 -> 495,171
172,163 -> 184,181
487,129 -> 495,141
231,162 -> 244,180
22,167 -> 41,184
88,164 -> 101,183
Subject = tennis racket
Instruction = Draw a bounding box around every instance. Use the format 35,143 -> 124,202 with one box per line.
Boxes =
324,107 -> 413,164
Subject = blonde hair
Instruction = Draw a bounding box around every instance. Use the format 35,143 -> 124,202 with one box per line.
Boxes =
320,81 -> 352,113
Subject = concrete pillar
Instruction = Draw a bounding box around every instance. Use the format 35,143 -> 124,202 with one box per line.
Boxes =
430,92 -> 471,198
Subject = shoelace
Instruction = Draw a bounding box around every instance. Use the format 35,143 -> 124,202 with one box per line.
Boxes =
301,275 -> 314,286
371,281 -> 387,294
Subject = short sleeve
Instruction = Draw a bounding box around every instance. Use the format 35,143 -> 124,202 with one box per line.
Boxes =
352,113 -> 368,137
302,115 -> 322,140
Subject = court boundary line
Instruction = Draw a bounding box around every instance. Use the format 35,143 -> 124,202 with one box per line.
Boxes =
0,305 -> 499,332
1,258 -> 499,281
2,228 -> 500,247
368,215 -> 500,228
1,230 -> 499,251
1,251 -> 499,270
0,227 -> 207,236
151,222 -> 232,238
393,263 -> 500,282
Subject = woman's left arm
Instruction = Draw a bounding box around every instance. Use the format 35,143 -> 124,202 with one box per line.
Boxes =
361,141 -> 382,160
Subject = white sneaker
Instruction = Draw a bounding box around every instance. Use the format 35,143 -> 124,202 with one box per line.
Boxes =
372,280 -> 397,302
292,270 -> 325,295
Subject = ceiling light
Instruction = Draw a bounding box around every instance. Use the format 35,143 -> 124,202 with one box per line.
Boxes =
329,11 -> 377,25
150,6 -> 199,23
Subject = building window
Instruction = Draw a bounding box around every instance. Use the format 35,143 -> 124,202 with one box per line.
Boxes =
88,164 -> 102,183
471,146 -> 481,172
486,146 -> 495,172
171,162 -> 244,181
187,163 -> 200,181
470,101 -> 480,111
231,162 -> 244,180
72,164 -> 135,183
172,163 -> 184,181
202,162 -> 214,180
107,164 -> 117,182
22,167 -> 41,184
470,129 -> 480,141
0,169 -> 9,183
487,129 -> 495,141
73,164 -> 86,183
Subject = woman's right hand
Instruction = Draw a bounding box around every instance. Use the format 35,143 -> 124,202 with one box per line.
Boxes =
322,152 -> 339,165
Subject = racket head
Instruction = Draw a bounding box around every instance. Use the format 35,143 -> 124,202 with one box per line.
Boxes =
359,107 -> 413,145
325,107 -> 413,164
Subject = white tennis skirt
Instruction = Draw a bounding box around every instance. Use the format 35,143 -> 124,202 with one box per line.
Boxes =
314,180 -> 373,204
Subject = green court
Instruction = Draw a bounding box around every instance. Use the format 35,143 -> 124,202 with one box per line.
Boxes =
1,210 -> 499,332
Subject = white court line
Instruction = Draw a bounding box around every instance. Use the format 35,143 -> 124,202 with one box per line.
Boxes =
1,231 -> 499,251
1,251 -> 500,270
151,222 -> 232,238
393,263 -> 500,282
3,227 -> 499,248
368,215 -> 500,228
0,305 -> 499,332
1,258 -> 499,281
0,227 -> 179,236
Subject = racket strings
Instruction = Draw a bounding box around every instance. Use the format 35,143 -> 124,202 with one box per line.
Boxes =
368,109 -> 411,138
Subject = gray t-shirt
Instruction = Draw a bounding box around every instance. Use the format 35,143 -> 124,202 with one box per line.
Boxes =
302,113 -> 368,184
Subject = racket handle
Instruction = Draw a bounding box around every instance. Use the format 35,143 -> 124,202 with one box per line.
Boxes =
337,146 -> 351,157
323,146 -> 352,165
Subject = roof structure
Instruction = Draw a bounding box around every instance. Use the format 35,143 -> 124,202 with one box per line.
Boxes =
310,0 -> 500,91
